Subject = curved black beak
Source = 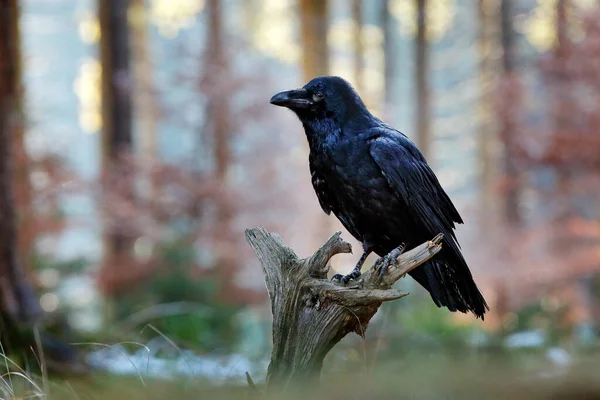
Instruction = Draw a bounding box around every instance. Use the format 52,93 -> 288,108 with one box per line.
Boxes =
269,89 -> 312,109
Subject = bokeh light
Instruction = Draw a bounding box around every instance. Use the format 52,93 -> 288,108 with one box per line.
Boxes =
524,0 -> 599,51
40,292 -> 60,312
73,58 -> 102,134
390,0 -> 456,41
149,0 -> 205,38
247,0 -> 299,64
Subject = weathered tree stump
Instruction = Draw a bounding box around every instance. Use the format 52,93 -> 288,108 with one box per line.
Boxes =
245,227 -> 443,388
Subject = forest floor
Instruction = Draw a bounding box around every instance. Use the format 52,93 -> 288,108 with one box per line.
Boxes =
7,348 -> 600,400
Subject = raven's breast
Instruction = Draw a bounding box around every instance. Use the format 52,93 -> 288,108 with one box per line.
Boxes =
315,144 -> 415,254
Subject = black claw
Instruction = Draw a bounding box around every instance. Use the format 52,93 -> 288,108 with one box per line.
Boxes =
373,257 -> 384,273
378,262 -> 387,279
375,244 -> 407,280
378,256 -> 391,279
373,257 -> 383,268
332,269 -> 361,285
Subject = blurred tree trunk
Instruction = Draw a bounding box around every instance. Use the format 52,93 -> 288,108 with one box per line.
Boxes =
352,0 -> 363,94
13,123 -> 34,277
551,0 -> 593,342
99,0 -> 134,294
0,0 -> 40,341
555,0 -> 568,59
10,21 -> 33,280
553,0 -> 572,222
100,0 -> 133,158
299,0 -> 329,82
1,0 -> 34,278
415,0 -> 431,160
381,0 -> 395,112
476,0 -> 498,210
299,0 -> 334,247
206,0 -> 230,182
0,3 -> 83,372
130,0 -> 157,196
499,0 -> 521,223
205,0 -> 238,301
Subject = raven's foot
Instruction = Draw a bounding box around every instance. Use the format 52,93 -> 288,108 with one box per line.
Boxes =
373,243 -> 406,280
331,268 -> 361,285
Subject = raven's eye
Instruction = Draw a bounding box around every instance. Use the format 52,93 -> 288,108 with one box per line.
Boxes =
312,92 -> 324,102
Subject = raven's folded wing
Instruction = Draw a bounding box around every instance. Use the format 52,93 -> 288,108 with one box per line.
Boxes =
369,135 -> 488,318
368,135 -> 463,245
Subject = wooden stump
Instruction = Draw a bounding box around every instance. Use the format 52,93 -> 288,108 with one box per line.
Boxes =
245,227 -> 443,389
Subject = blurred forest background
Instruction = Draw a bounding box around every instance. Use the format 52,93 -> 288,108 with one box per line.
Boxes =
2,0 -> 600,397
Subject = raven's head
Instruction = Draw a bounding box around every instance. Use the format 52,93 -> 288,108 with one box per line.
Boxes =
269,76 -> 369,125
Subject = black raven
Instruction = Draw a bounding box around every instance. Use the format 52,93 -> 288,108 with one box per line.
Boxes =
270,76 -> 488,319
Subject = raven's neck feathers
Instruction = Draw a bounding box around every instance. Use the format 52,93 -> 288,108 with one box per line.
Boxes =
299,95 -> 376,150
301,117 -> 341,150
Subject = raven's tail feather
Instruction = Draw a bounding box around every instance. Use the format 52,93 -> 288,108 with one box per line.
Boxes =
408,248 -> 489,319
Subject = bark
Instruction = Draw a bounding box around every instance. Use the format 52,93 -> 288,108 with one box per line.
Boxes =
245,227 -> 442,388
415,0 -> 431,160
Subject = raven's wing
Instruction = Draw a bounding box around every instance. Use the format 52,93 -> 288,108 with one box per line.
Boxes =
368,134 -> 463,239
369,134 -> 488,318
